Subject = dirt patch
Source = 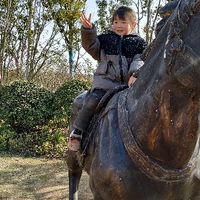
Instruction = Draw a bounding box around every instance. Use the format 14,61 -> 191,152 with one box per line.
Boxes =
0,152 -> 93,199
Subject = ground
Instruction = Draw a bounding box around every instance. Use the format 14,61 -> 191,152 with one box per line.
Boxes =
0,152 -> 93,200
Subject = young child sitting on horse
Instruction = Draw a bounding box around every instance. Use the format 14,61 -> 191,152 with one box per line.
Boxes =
68,6 -> 147,152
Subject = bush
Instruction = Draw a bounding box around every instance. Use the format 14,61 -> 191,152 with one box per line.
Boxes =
0,123 -> 17,151
34,127 -> 68,157
0,81 -> 55,155
33,79 -> 91,157
0,81 -> 54,133
0,79 -> 91,157
53,79 -> 91,127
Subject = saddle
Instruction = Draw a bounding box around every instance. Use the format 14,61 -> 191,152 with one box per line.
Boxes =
70,85 -> 128,158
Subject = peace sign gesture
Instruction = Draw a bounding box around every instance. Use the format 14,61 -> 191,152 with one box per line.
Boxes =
80,12 -> 92,29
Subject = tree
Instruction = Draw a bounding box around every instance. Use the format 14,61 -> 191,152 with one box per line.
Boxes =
0,0 -> 15,84
131,0 -> 168,43
0,0 -> 62,83
43,0 -> 87,79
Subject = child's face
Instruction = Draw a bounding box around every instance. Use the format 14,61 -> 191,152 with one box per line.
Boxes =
112,16 -> 136,36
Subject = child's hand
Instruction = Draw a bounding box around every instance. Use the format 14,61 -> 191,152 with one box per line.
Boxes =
80,12 -> 92,29
128,76 -> 137,86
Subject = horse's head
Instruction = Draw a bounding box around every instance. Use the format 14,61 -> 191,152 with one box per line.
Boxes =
130,0 -> 200,103
160,0 -> 200,90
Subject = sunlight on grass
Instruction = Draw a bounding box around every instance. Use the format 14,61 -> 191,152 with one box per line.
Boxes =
0,152 -> 93,199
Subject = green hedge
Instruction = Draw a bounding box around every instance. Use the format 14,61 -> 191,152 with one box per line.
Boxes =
53,79 -> 91,126
0,79 -> 91,157
0,81 -> 54,133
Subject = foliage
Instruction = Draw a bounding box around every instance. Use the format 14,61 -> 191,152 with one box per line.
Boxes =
0,123 -> 17,151
0,0 -> 62,83
0,81 -> 54,155
0,81 -> 54,133
33,79 -> 91,157
0,122 -> 68,156
44,0 -> 86,48
34,127 -> 68,157
0,79 -> 91,156
44,0 -> 87,78
53,79 -> 91,127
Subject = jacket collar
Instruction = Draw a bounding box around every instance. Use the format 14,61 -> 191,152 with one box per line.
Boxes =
107,30 -> 139,37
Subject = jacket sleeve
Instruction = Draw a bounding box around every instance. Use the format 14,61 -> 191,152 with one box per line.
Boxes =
128,54 -> 144,78
81,24 -> 101,61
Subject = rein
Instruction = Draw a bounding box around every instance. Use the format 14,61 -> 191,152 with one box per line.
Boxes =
118,90 -> 198,182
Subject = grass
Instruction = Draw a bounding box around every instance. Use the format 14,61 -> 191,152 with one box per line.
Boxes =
0,151 -> 93,200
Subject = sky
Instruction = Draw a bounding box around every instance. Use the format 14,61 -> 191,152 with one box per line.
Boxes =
84,0 -> 98,22
83,0 -> 140,22
84,0 -> 136,23
79,0 -> 99,66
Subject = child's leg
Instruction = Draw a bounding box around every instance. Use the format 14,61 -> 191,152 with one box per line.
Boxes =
68,89 -> 107,151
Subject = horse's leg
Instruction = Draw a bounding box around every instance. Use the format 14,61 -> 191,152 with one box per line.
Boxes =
67,150 -> 83,200
68,169 -> 82,200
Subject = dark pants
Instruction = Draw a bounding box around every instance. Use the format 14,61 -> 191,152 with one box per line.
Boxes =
73,89 -> 107,132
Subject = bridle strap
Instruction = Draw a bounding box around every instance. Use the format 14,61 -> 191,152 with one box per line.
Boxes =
165,0 -> 200,71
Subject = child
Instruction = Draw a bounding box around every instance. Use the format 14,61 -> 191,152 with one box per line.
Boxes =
68,6 -> 147,151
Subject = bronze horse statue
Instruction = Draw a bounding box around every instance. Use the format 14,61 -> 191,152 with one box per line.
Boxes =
67,0 -> 200,199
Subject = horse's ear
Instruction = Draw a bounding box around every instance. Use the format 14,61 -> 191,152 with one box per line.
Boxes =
154,0 -> 180,37
158,0 -> 179,18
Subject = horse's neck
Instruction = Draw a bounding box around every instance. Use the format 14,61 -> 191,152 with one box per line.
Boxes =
127,78 -> 200,169
124,0 -> 200,169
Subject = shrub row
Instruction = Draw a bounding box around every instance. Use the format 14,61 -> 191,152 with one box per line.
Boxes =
0,80 -> 90,157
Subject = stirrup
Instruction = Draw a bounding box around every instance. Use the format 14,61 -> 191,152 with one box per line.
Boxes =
68,130 -> 82,151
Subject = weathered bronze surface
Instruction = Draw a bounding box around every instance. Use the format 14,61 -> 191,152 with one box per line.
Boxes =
67,0 -> 200,199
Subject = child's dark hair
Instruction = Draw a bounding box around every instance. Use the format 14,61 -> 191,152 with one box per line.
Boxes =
111,6 -> 136,24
